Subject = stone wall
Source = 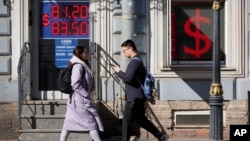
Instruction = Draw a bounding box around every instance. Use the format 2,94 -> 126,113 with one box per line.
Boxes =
0,100 -> 248,140
0,102 -> 18,140
141,100 -> 249,140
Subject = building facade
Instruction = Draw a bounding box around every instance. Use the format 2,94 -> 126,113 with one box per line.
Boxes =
0,0 -> 249,140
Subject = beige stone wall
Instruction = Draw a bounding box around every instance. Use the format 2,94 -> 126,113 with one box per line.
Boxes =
1,100 -> 248,140
224,100 -> 249,140
140,100 -> 248,140
0,102 -> 18,140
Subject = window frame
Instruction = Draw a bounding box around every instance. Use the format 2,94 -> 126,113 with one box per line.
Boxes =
170,1 -> 225,65
149,0 -> 246,78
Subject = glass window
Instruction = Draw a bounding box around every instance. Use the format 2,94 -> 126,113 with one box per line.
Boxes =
171,1 -> 225,65
38,0 -> 90,90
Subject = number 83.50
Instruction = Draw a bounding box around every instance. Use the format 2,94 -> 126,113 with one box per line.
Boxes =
51,21 -> 88,35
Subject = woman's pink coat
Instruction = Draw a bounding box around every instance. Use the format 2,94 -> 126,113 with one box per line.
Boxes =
62,56 -> 104,132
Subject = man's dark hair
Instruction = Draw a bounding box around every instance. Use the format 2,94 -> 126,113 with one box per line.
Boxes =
121,39 -> 137,52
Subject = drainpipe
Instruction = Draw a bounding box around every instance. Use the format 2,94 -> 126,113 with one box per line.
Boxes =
17,48 -> 24,131
17,43 -> 30,131
117,0 -> 135,118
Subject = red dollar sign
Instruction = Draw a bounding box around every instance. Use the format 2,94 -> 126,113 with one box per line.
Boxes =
184,8 -> 211,58
42,14 -> 49,26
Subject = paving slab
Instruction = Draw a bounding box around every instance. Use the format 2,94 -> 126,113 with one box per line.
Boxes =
103,136 -> 229,141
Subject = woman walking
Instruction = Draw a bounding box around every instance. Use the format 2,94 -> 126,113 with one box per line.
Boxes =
60,46 -> 104,141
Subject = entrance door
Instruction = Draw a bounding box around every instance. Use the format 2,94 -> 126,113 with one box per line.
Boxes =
31,0 -> 90,100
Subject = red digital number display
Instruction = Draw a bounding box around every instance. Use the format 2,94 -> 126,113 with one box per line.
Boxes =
51,5 -> 88,19
171,2 -> 225,61
51,22 -> 88,35
41,2 -> 89,38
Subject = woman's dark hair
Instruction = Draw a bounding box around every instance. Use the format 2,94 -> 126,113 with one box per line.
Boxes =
73,45 -> 90,67
121,39 -> 137,52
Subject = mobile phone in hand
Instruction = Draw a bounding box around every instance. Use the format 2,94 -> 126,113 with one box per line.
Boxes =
109,63 -> 116,67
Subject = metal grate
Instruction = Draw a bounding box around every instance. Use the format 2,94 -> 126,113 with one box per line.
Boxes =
176,115 -> 209,127
174,111 -> 210,128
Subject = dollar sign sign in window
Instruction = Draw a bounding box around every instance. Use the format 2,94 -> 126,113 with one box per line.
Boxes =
171,1 -> 225,64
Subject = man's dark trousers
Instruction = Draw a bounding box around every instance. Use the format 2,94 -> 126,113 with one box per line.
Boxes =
122,99 -> 161,141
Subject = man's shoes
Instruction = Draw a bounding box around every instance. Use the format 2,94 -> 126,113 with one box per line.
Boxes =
158,132 -> 169,141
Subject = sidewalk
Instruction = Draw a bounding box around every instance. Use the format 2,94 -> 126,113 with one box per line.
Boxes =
144,138 -> 209,141
146,138 -> 208,141
104,136 -> 229,141
3,136 -> 229,141
0,135 -> 209,141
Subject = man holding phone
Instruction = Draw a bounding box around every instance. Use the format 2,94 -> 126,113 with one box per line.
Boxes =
112,39 -> 168,141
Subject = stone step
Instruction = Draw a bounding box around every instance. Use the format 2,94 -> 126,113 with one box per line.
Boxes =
18,129 -> 92,141
22,100 -> 68,105
21,115 -> 65,129
19,100 -> 121,140
21,100 -> 67,130
19,129 -> 61,133
21,100 -> 67,115
21,115 -> 65,118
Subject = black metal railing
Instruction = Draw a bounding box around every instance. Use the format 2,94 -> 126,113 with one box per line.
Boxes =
90,43 -> 166,133
91,43 -> 124,118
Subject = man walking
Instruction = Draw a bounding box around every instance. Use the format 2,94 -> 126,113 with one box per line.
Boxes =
112,39 -> 168,141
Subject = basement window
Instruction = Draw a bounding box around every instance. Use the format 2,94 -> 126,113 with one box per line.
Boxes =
173,110 -> 226,128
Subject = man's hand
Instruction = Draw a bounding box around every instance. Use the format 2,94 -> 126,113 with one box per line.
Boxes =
112,65 -> 121,73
